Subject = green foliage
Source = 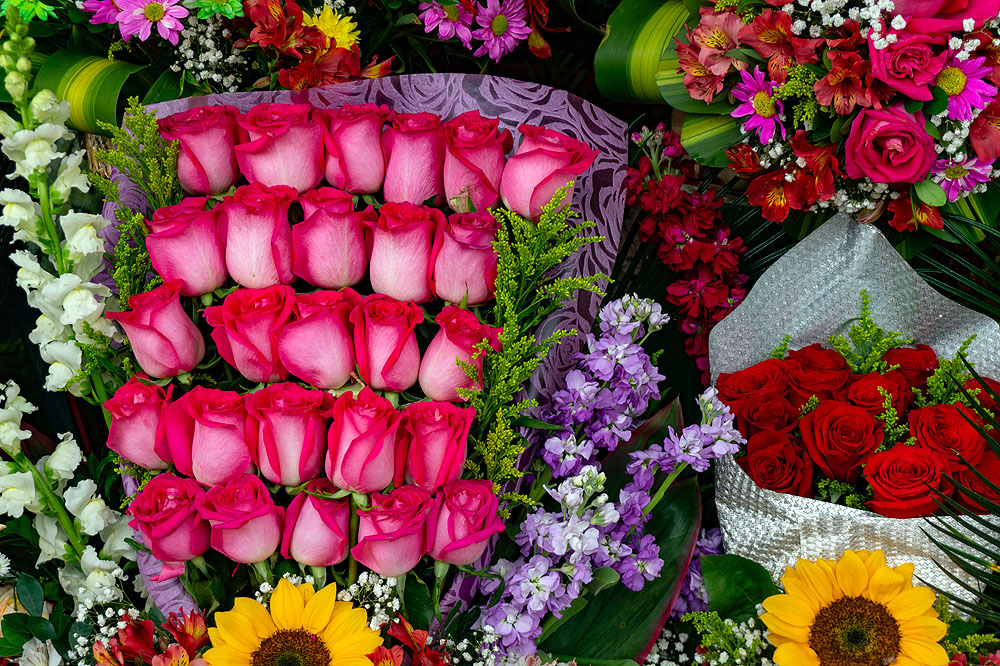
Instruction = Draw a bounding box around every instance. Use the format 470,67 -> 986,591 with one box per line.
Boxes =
770,333 -> 791,359
918,335 -> 978,407
816,478 -> 868,508
874,387 -> 909,448
828,290 -> 912,374
683,611 -> 774,666
774,64 -> 820,129
798,394 -> 819,416
111,210 -> 160,309
115,456 -> 155,509
700,554 -> 780,622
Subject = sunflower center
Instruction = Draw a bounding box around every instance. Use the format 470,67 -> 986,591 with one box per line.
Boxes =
936,66 -> 968,96
443,5 -> 459,20
143,1 -> 165,21
809,596 -> 901,666
490,14 -> 508,36
752,90 -> 777,118
944,164 -> 969,179
251,630 -> 331,666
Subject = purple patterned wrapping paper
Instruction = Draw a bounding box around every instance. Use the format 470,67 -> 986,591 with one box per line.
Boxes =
112,74 -> 627,615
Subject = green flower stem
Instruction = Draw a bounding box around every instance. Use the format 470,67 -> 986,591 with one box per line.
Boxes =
347,494 -> 360,585
15,452 -> 86,561
432,560 -> 450,623
251,559 -> 273,586
35,176 -> 68,275
88,367 -> 112,428
642,463 -> 686,517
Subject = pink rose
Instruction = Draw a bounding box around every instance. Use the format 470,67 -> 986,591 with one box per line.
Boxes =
401,401 -> 474,492
321,103 -> 392,194
158,386 -> 251,486
326,387 -> 402,494
419,306 -> 502,402
247,383 -> 335,487
869,31 -> 947,102
104,375 -> 171,470
351,294 -> 424,392
204,285 -> 295,383
443,111 -> 513,213
235,103 -> 324,193
128,474 -> 210,576
280,478 -> 350,566
893,0 -> 1000,32
500,124 -> 600,221
292,188 -> 373,289
277,289 -> 361,390
107,280 -> 205,379
433,212 -> 499,306
219,183 -> 296,289
382,112 -> 445,204
158,105 -> 240,196
428,479 -> 504,565
197,473 -> 284,564
146,198 -> 227,297
368,202 -> 443,303
351,485 -> 435,577
844,105 -> 935,184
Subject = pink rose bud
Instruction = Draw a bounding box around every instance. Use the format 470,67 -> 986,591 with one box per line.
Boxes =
197,474 -> 284,564
429,479 -> 505,565
277,288 -> 361,390
158,386 -> 252,486
128,474 -> 211,574
326,387 -> 402,494
292,188 -> 372,289
280,478 -> 350,566
158,105 -> 241,196
146,198 -> 227,297
352,486 -> 435,578
350,294 -> 423,392
401,402 -> 474,493
103,375 -> 171,470
433,212 -> 499,306
247,383 -> 336,487
235,103 -> 324,193
500,124 -> 600,221
107,280 -> 205,379
369,201 -> 443,303
419,306 -> 502,402
219,183 -> 297,289
443,111 -> 513,213
204,285 -> 295,383
382,112 -> 445,205
321,103 -> 392,194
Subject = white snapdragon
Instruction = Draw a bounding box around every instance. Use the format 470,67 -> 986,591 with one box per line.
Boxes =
0,380 -> 36,456
16,638 -> 62,666
51,151 -> 90,202
0,464 -> 40,518
36,340 -> 83,393
10,250 -> 53,291
0,188 -> 41,242
64,480 -> 116,536
34,514 -> 69,566
0,552 -> 10,577
100,514 -> 138,562
1,123 -> 72,179
28,89 -> 70,126
42,432 -> 82,481
59,546 -> 124,606
59,211 -> 109,278
0,110 -> 19,139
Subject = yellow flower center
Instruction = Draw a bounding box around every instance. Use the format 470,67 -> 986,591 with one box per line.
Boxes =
705,27 -> 729,49
443,4 -> 459,20
809,596 -> 901,666
752,90 -> 777,118
490,13 -> 508,36
936,66 -> 968,96
251,629 -> 331,666
944,164 -> 969,180
143,1 -> 165,21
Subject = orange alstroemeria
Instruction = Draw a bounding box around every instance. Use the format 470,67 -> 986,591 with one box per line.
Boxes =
746,168 -> 816,222
738,9 -> 821,82
789,130 -> 841,201
814,50 -> 873,115
887,192 -> 944,232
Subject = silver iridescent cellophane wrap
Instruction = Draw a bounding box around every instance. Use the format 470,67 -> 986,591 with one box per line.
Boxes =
709,213 -> 1000,602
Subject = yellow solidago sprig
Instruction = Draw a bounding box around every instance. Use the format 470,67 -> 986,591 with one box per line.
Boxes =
828,290 -> 912,375
304,6 -> 360,50
774,63 -> 821,129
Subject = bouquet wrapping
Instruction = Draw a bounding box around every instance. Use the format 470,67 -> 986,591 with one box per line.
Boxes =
710,213 -> 1000,603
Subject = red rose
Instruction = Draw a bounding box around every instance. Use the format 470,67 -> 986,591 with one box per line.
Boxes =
735,395 -> 799,438
964,375 -> 1000,414
799,400 -> 884,483
864,444 -> 953,518
909,404 -> 986,472
737,430 -> 813,496
835,370 -> 910,417
785,344 -> 850,405
715,358 -> 789,411
953,449 -> 1000,514
883,344 -> 939,389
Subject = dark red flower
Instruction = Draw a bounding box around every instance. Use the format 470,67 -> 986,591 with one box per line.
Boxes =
886,190 -> 944,232
790,131 -> 840,202
116,616 -> 157,662
166,609 -> 209,657
727,143 -> 762,176
639,173 -> 685,215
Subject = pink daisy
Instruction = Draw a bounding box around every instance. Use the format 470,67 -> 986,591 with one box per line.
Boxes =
731,66 -> 786,145
419,1 -> 475,48
936,55 -> 997,122
116,0 -> 188,45
932,155 -> 994,201
82,0 -> 119,25
471,0 -> 530,62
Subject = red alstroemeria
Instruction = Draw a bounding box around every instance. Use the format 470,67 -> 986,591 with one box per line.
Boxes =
690,8 -> 747,76
677,37 -> 727,102
368,646 -> 405,666
93,640 -> 125,666
887,191 -> 944,232
814,50 -> 872,114
117,616 -> 158,662
246,0 -> 326,59
970,100 -> 1000,162
738,9 -> 821,82
969,31 -> 1000,85
727,142 -> 762,176
387,615 -> 449,666
524,0 -> 566,59
278,44 -> 392,89
789,130 -> 840,201
825,19 -> 865,50
746,168 -> 815,222
165,610 -> 209,657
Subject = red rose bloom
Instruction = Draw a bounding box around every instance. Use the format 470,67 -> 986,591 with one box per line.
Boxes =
954,449 -> 1000,514
909,404 -> 986,472
835,370 -> 910,417
716,358 -> 789,411
785,344 -> 851,405
883,344 -> 939,389
964,374 -> 1000,414
799,400 -> 884,482
737,430 -> 814,496
865,444 -> 952,518
735,395 -> 800,438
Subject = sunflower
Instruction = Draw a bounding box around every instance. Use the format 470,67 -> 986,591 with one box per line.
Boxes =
303,6 -> 360,49
204,579 -> 383,666
761,549 -> 949,666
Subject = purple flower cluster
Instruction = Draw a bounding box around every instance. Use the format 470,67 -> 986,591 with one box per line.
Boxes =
418,0 -> 532,62
671,528 -> 724,618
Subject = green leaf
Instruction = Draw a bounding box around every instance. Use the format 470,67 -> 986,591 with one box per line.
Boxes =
15,574 -> 44,617
701,554 -> 780,621
680,113 -> 745,168
914,180 -> 947,207
903,97 -> 923,113
142,67 -> 186,105
926,86 -> 949,116
511,416 -> 565,431
540,478 -> 702,659
402,572 -> 433,631
945,619 -> 981,643
0,613 -> 32,646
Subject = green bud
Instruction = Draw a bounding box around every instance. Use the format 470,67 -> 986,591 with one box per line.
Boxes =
15,57 -> 30,74
23,37 -> 34,50
0,55 -> 14,70
4,71 -> 26,101
0,110 -> 20,138
1,43 -> 14,55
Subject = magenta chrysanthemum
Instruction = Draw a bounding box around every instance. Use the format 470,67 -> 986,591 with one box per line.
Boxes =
116,0 -> 188,45
471,0 -> 530,62
419,1 -> 474,47
936,55 -> 997,122
932,155 -> 994,201
82,0 -> 119,24
731,66 -> 785,145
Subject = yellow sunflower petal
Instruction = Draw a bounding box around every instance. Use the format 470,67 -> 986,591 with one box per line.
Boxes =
772,641 -> 820,666
899,615 -> 948,644
761,594 -> 816,626
214,609 -> 263,653
208,627 -> 224,645
782,576 -> 821,613
861,550 -> 887,578
885,586 -> 936,621
759,612 -> 811,642
795,559 -> 838,607
203,644 -> 252,666
271,578 -> 306,630
866,565 -> 905,604
322,604 -> 371,643
302,581 -> 340,635
895,562 -> 915,587
231,597 -> 277,637
298,582 -> 316,606
835,550 -> 869,597
899,638 -> 950,666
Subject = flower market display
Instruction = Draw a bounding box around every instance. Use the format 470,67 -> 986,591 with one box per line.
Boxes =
1,0 -> 1000,664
